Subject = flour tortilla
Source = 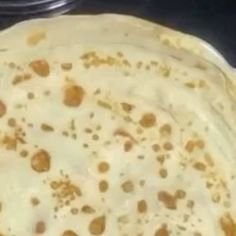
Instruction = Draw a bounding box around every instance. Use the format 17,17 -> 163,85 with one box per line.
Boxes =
0,14 -> 235,236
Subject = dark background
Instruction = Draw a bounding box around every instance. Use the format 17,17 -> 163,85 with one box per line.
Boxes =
0,0 -> 235,66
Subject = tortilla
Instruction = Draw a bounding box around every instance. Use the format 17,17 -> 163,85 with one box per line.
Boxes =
0,14 -> 235,236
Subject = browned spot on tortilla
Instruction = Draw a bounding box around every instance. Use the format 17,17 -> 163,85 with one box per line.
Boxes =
31,197 -> 40,206
27,31 -> 46,46
89,215 -> 106,235
121,180 -> 134,193
139,113 -> 156,128
97,162 -> 110,173
61,63 -> 72,71
31,149 -> 51,173
220,213 -> 236,236
114,128 -> 137,143
41,123 -> 54,132
163,142 -> 173,151
155,224 -> 169,236
159,124 -> 172,135
121,102 -> 134,112
193,162 -> 206,171
62,230 -> 78,236
98,180 -> 109,193
159,168 -> 168,178
35,221 -> 46,234
185,140 -> 195,153
175,189 -> 186,199
137,200 -> 148,213
0,100 -> 6,118
194,62 -> 207,71
81,205 -> 95,214
124,140 -> 133,152
12,73 -> 32,85
158,191 -> 177,210
97,100 -> 112,110
63,85 -> 85,107
2,135 -> 17,150
29,60 -> 50,77
7,118 -> 16,127
27,92 -> 35,100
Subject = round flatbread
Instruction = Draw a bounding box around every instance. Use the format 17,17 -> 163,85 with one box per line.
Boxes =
0,14 -> 235,236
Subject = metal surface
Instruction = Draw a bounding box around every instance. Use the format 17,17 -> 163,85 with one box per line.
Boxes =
0,0 -> 80,15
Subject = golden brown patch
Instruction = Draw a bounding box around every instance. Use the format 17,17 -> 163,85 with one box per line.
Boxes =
81,205 -> 95,214
163,142 -> 173,151
64,85 -> 85,107
185,140 -> 195,153
121,102 -> 134,113
0,100 -> 6,118
159,124 -> 172,135
62,230 -> 78,236
27,31 -> 46,46
98,180 -> 109,193
159,168 -> 168,178
152,144 -> 161,152
185,139 -> 205,153
155,224 -> 169,236
220,213 -> 236,236
137,200 -> 148,213
97,100 -> 112,110
29,60 -> 50,77
41,123 -> 54,132
7,118 -> 16,127
139,113 -> 156,128
2,135 -> 17,151
156,154 -> 165,165
117,52 -> 124,58
31,149 -> 51,173
12,73 -> 32,85
61,63 -> 72,71
187,200 -> 195,209
193,232 -> 202,236
92,134 -> 99,141
35,221 -> 46,234
114,129 -> 137,143
193,162 -> 206,171
27,92 -> 35,100
158,191 -> 177,210
212,192 -> 221,203
89,216 -> 106,235
97,162 -> 110,173
195,139 -> 205,149
31,197 -> 40,206
70,208 -> 79,215
194,62 -> 207,71
121,180 -> 134,193
175,190 -> 186,199
185,82 -> 195,89
50,178 -> 82,206
124,140 -> 133,152
20,149 -> 28,158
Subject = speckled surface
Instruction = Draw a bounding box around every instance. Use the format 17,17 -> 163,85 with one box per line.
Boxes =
0,0 -> 235,66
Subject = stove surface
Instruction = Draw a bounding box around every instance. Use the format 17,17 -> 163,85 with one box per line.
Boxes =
0,0 -> 235,66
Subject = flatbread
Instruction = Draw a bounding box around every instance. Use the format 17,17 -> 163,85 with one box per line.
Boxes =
0,14 -> 235,236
